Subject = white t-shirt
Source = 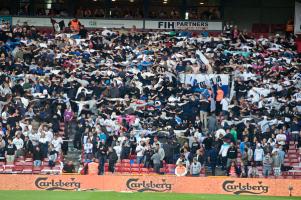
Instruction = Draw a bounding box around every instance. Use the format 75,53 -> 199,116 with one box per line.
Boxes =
1,111 -> 8,123
113,145 -> 122,158
52,137 -> 63,152
254,148 -> 264,161
84,143 -> 93,154
136,145 -> 145,157
13,138 -> 24,149
29,132 -> 40,146
221,98 -> 230,111
45,131 -> 54,142
276,134 -> 286,145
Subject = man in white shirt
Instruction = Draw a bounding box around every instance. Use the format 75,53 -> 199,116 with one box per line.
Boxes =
220,97 -> 230,117
254,143 -> 265,165
52,134 -> 63,152
276,130 -> 287,146
136,140 -> 145,164
13,132 -> 24,158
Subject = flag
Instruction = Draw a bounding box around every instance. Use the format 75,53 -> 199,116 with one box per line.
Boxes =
50,18 -> 65,32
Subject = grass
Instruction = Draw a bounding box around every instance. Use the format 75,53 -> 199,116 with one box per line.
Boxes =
0,191 -> 299,200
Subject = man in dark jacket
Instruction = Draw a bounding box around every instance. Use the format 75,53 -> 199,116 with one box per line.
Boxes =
24,136 -> 33,156
208,145 -> 218,176
226,142 -> 238,168
107,147 -> 118,173
97,140 -> 107,175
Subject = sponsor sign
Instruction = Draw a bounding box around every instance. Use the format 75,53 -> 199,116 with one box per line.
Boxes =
11,17 -> 222,31
126,178 -> 172,192
12,17 -> 143,29
0,175 -> 300,196
145,20 -> 223,31
222,180 -> 269,195
35,177 -> 81,191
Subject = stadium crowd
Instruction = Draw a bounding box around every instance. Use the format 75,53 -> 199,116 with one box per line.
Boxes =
0,19 -> 300,177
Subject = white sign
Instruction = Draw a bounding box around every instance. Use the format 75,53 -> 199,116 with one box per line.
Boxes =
12,17 -> 223,31
179,74 -> 229,86
12,17 -> 143,29
295,2 -> 301,34
145,20 -> 222,31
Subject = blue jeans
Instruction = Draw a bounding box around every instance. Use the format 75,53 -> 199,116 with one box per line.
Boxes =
34,160 -> 42,167
137,156 -> 144,164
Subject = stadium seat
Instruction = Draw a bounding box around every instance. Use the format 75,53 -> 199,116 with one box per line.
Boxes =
122,167 -> 131,174
115,163 -> 122,168
123,163 -> 131,168
140,168 -> 149,174
3,168 -> 13,174
33,166 -> 42,174
131,168 -> 140,174
166,164 -> 176,168
131,163 -> 140,168
13,166 -> 24,172
122,159 -> 130,163
25,158 -> 33,162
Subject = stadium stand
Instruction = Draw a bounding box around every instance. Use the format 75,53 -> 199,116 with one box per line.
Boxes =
0,10 -> 300,180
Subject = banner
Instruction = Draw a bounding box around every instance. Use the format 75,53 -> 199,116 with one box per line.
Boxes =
295,1 -> 301,34
0,175 -> 300,196
179,74 -> 229,86
12,17 -> 143,29
11,17 -> 222,31
179,74 -> 229,96
145,20 -> 223,31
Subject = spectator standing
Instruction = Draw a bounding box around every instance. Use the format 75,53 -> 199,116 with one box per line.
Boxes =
254,144 -> 264,166
136,140 -> 145,164
219,141 -> 230,170
107,147 -> 118,173
84,138 -> 93,162
48,145 -> 58,167
208,146 -> 218,176
226,142 -> 237,168
33,146 -> 43,167
97,139 -> 107,175
151,149 -> 161,174
262,152 -> 273,177
272,151 -> 282,177
199,95 -> 209,129
13,132 -> 24,158
248,163 -> 259,178
190,157 -> 201,176
5,138 -> 16,163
